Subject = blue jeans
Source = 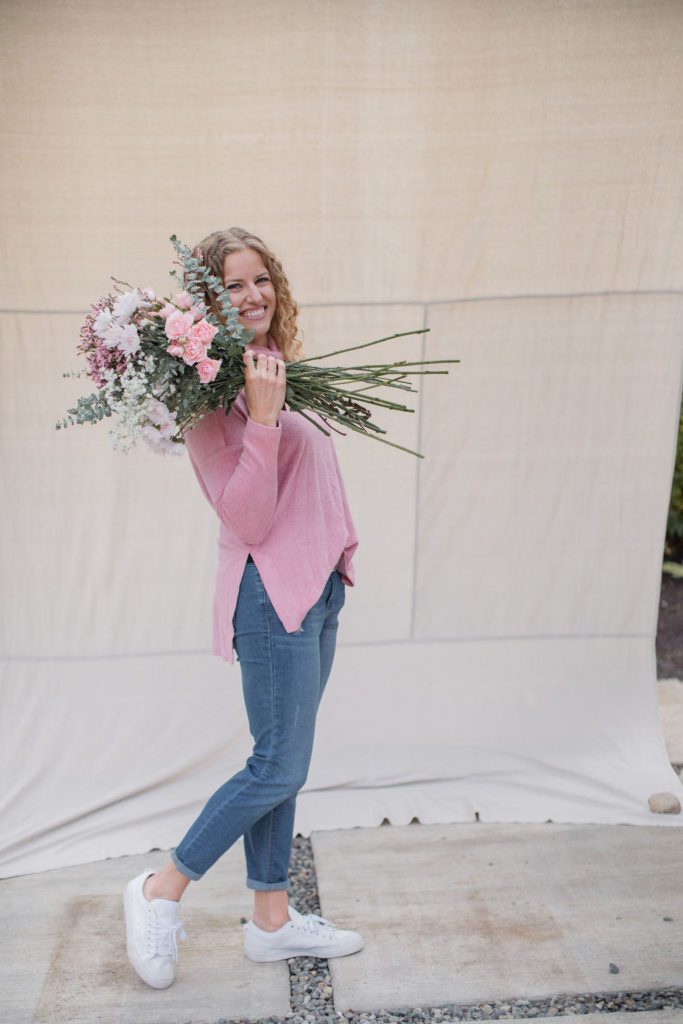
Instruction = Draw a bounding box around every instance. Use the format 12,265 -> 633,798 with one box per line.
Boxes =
170,561 -> 346,891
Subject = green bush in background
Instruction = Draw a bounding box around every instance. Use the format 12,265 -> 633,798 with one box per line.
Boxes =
664,401 -> 683,577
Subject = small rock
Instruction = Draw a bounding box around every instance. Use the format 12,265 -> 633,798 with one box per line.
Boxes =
609,962 -> 620,973
648,791 -> 681,814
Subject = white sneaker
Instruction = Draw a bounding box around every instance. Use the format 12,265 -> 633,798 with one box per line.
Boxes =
123,868 -> 188,989
243,904 -> 363,962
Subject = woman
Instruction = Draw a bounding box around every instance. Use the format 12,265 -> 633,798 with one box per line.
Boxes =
123,228 -> 362,989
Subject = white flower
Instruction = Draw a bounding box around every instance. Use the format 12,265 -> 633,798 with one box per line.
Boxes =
141,425 -> 184,455
100,323 -> 124,350
93,307 -> 114,339
145,396 -> 177,438
146,395 -> 170,419
112,289 -> 141,324
141,424 -> 163,446
116,323 -> 141,356
161,437 -> 184,455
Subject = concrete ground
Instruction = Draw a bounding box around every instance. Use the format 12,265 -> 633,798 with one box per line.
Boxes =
1,846 -> 290,1024
313,821 -> 683,1012
2,683 -> 682,1024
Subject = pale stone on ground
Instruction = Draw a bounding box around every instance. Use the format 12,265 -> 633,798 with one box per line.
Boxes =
648,791 -> 682,813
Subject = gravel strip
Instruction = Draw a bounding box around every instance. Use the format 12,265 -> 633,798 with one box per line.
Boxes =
216,833 -> 683,1024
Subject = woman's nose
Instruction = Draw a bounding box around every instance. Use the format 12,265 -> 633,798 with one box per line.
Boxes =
247,282 -> 263,302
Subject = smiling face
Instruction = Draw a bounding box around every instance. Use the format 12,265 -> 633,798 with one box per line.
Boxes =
222,248 -> 277,345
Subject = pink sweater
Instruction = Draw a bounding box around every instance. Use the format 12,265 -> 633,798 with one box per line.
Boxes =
184,334 -> 359,663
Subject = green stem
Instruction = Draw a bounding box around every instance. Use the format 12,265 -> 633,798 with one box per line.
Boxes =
295,328 -> 431,363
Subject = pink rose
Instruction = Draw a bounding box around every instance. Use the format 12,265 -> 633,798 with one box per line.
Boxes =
188,318 -> 218,347
182,337 -> 209,365
158,302 -> 176,321
164,309 -> 195,341
192,303 -> 207,322
173,290 -> 194,310
166,341 -> 185,358
196,356 -> 222,384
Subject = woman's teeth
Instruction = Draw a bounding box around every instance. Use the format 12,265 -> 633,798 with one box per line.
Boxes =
242,307 -> 266,319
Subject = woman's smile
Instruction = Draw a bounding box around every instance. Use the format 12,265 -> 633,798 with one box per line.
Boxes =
223,248 -> 277,341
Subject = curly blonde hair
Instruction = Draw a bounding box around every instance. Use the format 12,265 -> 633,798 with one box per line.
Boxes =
188,227 -> 304,364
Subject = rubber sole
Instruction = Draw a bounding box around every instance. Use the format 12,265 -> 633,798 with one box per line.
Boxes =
244,934 -> 364,962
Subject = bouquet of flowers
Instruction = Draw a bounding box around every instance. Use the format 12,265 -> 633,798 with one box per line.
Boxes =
56,235 -> 459,458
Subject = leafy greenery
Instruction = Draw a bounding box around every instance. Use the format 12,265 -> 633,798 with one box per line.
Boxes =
664,400 -> 683,572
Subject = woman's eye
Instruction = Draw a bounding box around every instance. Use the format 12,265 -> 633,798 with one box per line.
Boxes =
227,278 -> 269,290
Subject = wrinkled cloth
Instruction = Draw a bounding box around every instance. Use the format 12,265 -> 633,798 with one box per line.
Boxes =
184,334 -> 359,663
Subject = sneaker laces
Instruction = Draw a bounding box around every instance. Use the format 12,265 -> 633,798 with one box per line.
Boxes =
150,914 -> 188,962
295,912 -> 337,937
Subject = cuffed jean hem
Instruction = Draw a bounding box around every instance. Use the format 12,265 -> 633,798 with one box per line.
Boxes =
170,847 -> 204,881
247,876 -> 290,892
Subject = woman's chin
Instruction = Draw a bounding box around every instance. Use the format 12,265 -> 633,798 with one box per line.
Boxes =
240,319 -> 271,341
252,327 -> 275,343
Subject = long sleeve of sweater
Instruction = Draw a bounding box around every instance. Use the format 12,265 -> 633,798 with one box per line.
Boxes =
184,403 -> 282,546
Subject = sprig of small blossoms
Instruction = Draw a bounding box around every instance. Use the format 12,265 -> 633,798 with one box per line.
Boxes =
101,353 -> 181,454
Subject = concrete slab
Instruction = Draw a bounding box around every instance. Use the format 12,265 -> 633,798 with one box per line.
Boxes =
1,847 -> 290,1024
312,822 -> 683,1012
659,678 -> 683,763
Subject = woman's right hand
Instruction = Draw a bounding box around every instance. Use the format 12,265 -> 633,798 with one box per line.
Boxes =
243,349 -> 287,427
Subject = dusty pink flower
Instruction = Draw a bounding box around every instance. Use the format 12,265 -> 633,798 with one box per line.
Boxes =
164,309 -> 195,341
191,303 -> 207,322
166,341 -> 185,358
188,318 -> 218,347
183,337 -> 208,365
158,302 -> 176,321
196,356 -> 222,384
173,290 -> 194,310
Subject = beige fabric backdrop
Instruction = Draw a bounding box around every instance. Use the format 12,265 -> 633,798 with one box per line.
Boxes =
2,0 -> 683,878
